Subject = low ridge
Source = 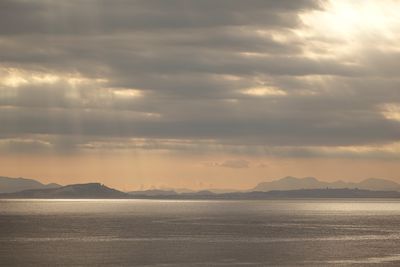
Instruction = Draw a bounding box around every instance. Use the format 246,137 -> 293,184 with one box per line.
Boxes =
253,176 -> 400,192
0,183 -> 127,199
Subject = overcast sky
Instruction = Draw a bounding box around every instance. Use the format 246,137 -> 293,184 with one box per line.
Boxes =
1,0 -> 400,190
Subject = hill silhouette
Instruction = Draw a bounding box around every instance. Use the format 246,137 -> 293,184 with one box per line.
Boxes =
0,176 -> 61,193
0,183 -> 127,199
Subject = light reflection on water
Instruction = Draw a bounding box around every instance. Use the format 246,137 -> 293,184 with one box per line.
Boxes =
2,198 -> 400,213
1,199 -> 400,266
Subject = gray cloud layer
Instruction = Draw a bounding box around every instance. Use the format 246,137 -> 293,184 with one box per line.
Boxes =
1,0 -> 400,158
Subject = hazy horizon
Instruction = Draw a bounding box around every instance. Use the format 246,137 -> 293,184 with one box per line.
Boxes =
2,174 -> 400,193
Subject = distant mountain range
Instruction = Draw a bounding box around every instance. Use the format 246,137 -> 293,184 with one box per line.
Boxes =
2,183 -> 400,199
128,189 -> 178,197
207,188 -> 400,199
0,176 -> 61,193
253,176 -> 400,192
132,187 -> 237,194
127,189 -> 217,198
1,176 -> 400,199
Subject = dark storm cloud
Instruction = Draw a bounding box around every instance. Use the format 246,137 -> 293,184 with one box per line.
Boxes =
1,0 -> 400,157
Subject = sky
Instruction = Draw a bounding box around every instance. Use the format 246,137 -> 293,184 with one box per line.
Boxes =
1,0 -> 400,190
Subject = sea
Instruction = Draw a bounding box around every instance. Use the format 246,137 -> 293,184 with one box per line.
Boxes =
1,199 -> 400,266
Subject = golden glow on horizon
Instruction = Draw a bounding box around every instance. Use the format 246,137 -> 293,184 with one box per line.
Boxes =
2,153 -> 400,191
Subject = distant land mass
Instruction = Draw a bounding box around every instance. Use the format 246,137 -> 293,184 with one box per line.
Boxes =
125,188 -> 400,199
3,176 -> 400,196
1,176 -> 400,199
157,187 -> 237,194
253,176 -> 400,192
217,188 -> 400,199
128,189 -> 179,197
0,183 -> 127,199
0,176 -> 61,193
1,178 -> 400,199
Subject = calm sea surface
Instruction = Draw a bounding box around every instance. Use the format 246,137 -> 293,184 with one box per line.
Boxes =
1,199 -> 400,266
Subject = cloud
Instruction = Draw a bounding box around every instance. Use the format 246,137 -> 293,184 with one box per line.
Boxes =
0,0 -> 321,34
0,138 -> 52,154
1,0 -> 400,160
204,160 -> 251,169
